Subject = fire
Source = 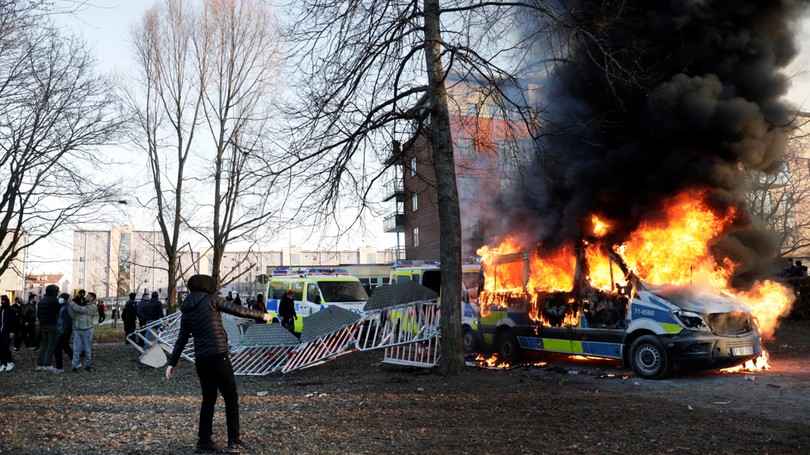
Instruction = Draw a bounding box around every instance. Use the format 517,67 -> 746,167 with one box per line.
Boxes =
474,354 -> 511,369
592,215 -> 609,237
721,350 -> 771,373
477,188 -> 796,373
620,190 -> 737,287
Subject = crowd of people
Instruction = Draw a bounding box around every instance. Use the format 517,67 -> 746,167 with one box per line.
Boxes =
779,258 -> 809,278
0,287 -> 171,374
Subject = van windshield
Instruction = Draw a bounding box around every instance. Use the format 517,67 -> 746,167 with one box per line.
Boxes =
319,281 -> 369,303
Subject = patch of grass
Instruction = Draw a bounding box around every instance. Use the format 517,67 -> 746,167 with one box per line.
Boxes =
92,323 -> 126,343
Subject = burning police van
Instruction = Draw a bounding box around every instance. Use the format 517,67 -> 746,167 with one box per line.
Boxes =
478,246 -> 762,379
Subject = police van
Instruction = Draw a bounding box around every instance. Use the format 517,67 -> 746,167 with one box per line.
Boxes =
479,248 -> 762,379
255,269 -> 369,333
389,261 -> 482,353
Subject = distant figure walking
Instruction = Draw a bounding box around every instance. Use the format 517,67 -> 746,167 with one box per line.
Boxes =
97,301 -> 106,324
167,274 -> 272,454
11,297 -> 22,351
122,293 -> 138,343
36,285 -> 61,372
69,292 -> 98,373
111,301 -> 119,328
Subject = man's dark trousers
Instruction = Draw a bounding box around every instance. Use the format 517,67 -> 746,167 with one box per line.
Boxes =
194,352 -> 239,443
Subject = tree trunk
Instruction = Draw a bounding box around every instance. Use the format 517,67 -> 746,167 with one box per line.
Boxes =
166,254 -> 178,314
423,0 -> 466,375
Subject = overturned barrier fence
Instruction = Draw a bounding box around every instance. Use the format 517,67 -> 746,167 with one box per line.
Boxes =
128,281 -> 444,375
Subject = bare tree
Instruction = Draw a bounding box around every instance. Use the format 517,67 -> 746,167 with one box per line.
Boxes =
746,133 -> 810,260
126,0 -> 205,313
194,0 -> 281,289
283,1 -> 559,374
0,9 -> 122,280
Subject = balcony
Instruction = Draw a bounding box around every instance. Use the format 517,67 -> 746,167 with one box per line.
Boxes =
383,213 -> 405,233
382,178 -> 404,202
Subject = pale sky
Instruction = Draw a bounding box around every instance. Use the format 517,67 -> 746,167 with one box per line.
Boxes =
28,2 -> 810,279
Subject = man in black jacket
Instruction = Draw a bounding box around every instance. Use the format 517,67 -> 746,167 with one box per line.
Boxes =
166,275 -> 271,454
11,297 -> 23,351
278,289 -> 297,333
122,293 -> 139,343
36,285 -> 61,371
136,292 -> 150,347
141,292 -> 164,346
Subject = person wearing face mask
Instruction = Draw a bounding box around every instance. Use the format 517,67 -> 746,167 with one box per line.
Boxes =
53,293 -> 74,373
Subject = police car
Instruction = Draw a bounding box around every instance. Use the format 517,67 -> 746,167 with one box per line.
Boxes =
256,268 -> 369,333
389,261 -> 482,353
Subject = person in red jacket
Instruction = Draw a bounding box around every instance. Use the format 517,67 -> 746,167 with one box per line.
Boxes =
166,275 -> 272,454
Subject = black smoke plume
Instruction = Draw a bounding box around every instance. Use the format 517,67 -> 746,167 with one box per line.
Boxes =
505,0 -> 809,287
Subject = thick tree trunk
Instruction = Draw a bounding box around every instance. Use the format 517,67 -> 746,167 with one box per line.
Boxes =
166,257 -> 178,314
423,0 -> 466,375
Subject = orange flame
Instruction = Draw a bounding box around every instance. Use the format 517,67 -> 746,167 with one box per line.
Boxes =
478,188 -> 796,373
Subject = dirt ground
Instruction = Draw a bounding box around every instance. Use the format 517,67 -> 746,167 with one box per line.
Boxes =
2,320 -> 810,454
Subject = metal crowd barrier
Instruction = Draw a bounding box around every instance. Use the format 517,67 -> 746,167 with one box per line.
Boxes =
128,282 -> 447,374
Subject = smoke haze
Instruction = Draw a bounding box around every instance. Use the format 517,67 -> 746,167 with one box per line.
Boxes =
505,0 -> 810,287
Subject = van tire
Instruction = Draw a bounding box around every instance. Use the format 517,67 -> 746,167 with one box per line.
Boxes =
629,335 -> 672,380
463,327 -> 477,354
494,330 -> 522,362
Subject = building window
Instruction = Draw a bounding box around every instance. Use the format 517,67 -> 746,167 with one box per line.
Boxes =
459,177 -> 478,199
78,246 -> 84,252
487,104 -> 499,119
79,234 -> 84,241
93,256 -> 98,263
145,234 -> 150,241
466,104 -> 478,117
78,268 -> 83,273
78,278 -> 83,285
458,138 -> 476,160
410,157 -> 417,177
92,245 -> 98,252
411,192 -> 418,212
78,256 -> 84,263
412,227 -> 419,247
93,235 -> 99,241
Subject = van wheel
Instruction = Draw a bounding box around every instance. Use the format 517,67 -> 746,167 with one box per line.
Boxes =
463,327 -> 477,354
629,335 -> 673,380
494,330 -> 522,362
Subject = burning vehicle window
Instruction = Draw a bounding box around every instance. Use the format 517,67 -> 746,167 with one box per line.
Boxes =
318,281 -> 369,303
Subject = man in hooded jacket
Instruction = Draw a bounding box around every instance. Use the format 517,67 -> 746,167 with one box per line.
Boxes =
36,285 -> 61,371
122,292 -> 139,342
167,275 -> 271,454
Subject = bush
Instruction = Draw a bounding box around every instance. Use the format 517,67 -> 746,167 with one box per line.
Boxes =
785,277 -> 810,319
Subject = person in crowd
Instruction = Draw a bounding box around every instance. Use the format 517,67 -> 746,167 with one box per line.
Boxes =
226,291 -> 233,302
122,293 -> 138,343
97,300 -> 106,324
20,294 -> 38,350
136,292 -> 150,347
11,297 -> 22,351
233,292 -> 242,307
54,293 -> 74,373
35,285 -> 61,372
781,259 -> 795,277
796,260 -> 809,277
0,295 -> 18,372
279,289 -> 296,333
142,292 -> 165,345
252,294 -> 266,313
166,274 -> 272,454
111,300 -> 119,328
69,291 -> 98,373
